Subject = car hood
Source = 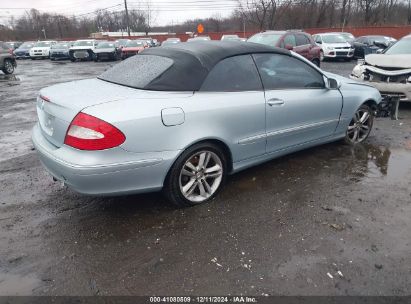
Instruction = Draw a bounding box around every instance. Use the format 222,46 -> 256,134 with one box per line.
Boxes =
94,48 -> 116,53
31,47 -> 50,50
323,71 -> 376,89
323,42 -> 351,48
365,54 -> 411,68
15,47 -> 31,52
70,46 -> 94,50
50,48 -> 69,52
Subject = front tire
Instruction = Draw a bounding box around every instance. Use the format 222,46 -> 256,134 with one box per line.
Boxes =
2,59 -> 14,74
163,143 -> 227,207
344,104 -> 374,145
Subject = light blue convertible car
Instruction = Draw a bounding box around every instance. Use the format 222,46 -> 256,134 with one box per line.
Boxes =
32,41 -> 382,207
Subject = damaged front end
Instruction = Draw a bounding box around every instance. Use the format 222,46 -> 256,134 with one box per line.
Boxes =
376,95 -> 400,120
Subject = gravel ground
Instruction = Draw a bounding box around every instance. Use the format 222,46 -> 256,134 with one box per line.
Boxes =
0,59 -> 410,296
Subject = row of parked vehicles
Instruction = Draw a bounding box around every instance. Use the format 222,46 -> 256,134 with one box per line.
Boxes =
0,31 -> 399,74
8,38 -> 158,62
246,30 -> 396,67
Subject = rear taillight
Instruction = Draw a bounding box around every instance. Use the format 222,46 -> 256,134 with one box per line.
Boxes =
64,112 -> 125,150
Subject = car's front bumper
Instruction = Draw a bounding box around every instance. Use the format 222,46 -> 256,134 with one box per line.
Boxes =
349,75 -> 411,102
32,123 -> 179,196
324,49 -> 354,58
50,52 -> 70,60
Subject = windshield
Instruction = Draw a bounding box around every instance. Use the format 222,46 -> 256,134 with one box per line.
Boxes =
248,33 -> 282,46
340,33 -> 354,40
34,41 -> 52,47
116,39 -> 129,45
97,42 -> 115,49
126,40 -> 145,47
98,54 -> 174,89
19,42 -> 34,49
73,40 -> 94,46
322,35 -> 346,43
51,43 -> 69,49
384,39 -> 411,55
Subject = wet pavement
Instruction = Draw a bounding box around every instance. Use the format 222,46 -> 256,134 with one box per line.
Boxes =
0,59 -> 410,296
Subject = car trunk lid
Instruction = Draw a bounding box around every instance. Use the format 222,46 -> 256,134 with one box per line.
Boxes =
36,78 -> 180,148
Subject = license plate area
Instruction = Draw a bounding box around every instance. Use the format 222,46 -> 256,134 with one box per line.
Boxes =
74,51 -> 89,59
37,101 -> 55,136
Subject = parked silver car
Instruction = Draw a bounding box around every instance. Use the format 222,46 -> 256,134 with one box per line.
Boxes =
32,41 -> 382,207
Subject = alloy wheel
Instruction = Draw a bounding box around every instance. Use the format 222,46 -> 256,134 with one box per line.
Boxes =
4,60 -> 14,74
346,107 -> 372,143
179,150 -> 223,203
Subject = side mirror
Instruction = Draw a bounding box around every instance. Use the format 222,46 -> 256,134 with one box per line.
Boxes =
316,41 -> 322,44
285,44 -> 294,50
376,49 -> 383,54
326,77 -> 341,89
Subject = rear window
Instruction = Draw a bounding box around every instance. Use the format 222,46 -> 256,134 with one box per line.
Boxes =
98,54 -> 174,89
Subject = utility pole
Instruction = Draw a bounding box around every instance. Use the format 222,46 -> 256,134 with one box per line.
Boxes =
124,0 -> 131,37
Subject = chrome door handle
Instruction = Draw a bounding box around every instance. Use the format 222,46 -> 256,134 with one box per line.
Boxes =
267,98 -> 285,106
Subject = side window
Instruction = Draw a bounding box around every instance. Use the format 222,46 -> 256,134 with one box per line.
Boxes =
284,34 -> 296,47
314,35 -> 322,44
253,53 -> 325,90
200,55 -> 262,92
296,34 -> 310,46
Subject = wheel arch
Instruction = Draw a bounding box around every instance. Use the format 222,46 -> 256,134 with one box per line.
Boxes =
163,137 -> 234,186
362,99 -> 378,112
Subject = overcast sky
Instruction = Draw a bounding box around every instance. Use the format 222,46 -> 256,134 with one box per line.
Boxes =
0,0 -> 238,27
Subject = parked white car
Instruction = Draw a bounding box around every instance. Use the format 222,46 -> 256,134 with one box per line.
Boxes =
29,41 -> 57,59
69,39 -> 98,61
313,33 -> 354,61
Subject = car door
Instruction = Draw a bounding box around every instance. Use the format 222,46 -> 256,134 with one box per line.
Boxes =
252,53 -> 343,153
196,54 -> 267,162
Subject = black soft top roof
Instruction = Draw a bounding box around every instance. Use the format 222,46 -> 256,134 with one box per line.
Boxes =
140,41 -> 290,91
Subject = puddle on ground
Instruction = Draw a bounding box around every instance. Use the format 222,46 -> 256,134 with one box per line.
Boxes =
349,144 -> 411,183
0,273 -> 41,295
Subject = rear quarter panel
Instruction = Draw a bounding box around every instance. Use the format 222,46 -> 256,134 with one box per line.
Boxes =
83,91 -> 267,163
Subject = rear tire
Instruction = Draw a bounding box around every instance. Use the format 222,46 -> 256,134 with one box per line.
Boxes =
163,142 -> 227,207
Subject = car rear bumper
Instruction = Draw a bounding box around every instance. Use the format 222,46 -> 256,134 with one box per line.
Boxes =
32,123 -> 180,196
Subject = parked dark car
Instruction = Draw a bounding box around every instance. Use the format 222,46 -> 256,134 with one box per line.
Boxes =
247,31 -> 322,67
0,41 -> 17,74
353,35 -> 396,58
50,42 -> 72,60
94,41 -> 122,61
13,41 -> 35,59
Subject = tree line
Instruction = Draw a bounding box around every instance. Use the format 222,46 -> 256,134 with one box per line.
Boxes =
1,0 -> 411,41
